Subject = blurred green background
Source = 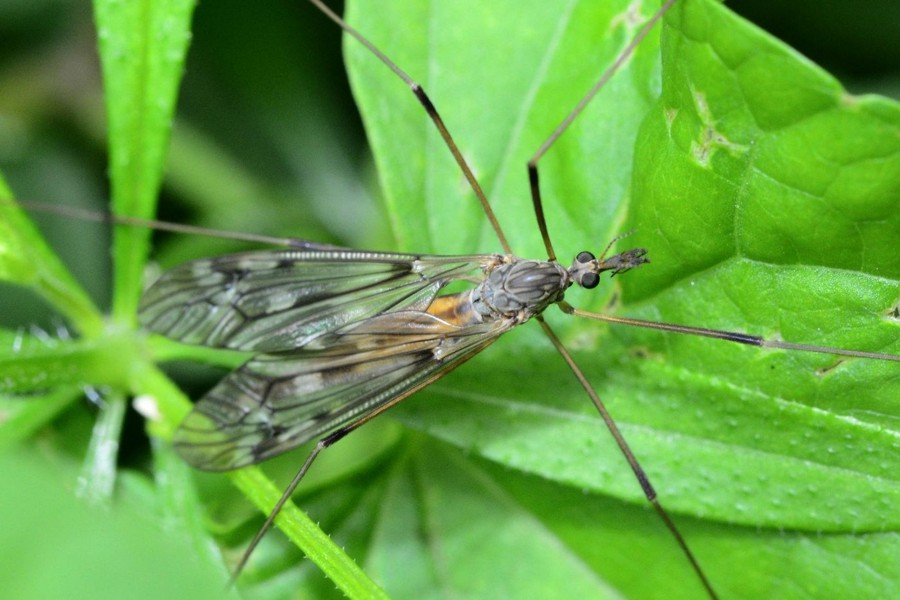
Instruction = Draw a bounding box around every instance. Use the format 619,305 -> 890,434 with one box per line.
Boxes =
1,0 -> 385,330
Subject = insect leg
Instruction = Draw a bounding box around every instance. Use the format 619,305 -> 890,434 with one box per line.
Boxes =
526,0 -> 678,262
308,0 -> 512,254
229,345 -> 486,580
536,315 -> 718,600
566,305 -> 900,363
228,438 -> 328,585
520,0 -> 718,596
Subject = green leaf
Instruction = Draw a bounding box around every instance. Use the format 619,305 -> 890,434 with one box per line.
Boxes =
345,0 -> 900,598
0,174 -> 103,335
93,0 -> 197,322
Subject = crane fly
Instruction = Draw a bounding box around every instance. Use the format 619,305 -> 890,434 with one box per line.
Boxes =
126,0 -> 900,597
3,0 -> 897,598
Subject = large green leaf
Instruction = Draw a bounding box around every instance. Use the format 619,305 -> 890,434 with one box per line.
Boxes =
340,0 -> 900,598
94,0 -> 198,321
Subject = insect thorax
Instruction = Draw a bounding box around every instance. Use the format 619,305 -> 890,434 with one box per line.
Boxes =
473,259 -> 570,321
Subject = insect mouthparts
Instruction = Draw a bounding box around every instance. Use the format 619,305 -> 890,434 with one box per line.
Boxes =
569,247 -> 650,289
601,248 -> 650,276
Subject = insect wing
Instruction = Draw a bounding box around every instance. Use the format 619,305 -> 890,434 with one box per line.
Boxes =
173,309 -> 511,471
139,250 -> 493,352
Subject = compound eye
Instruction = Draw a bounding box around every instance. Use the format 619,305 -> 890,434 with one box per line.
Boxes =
576,251 -> 595,264
580,272 -> 600,289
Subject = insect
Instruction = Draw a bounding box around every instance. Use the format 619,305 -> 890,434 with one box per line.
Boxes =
138,0 -> 900,597
2,0 -> 898,598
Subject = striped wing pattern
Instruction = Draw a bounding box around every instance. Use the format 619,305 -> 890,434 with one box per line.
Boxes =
139,250 -> 492,352
139,250 -> 512,470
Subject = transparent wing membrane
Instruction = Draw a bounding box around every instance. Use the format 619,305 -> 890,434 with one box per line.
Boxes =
175,313 -> 506,470
139,250 -> 493,351
140,250 -> 513,470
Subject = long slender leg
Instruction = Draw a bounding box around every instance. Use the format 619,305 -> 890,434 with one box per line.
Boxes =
563,303 -> 900,363
527,0 -> 678,262
14,201 -> 344,250
517,0 -> 721,596
229,438 -> 329,585
307,0 -> 512,254
536,316 -> 718,599
230,347 -> 479,581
